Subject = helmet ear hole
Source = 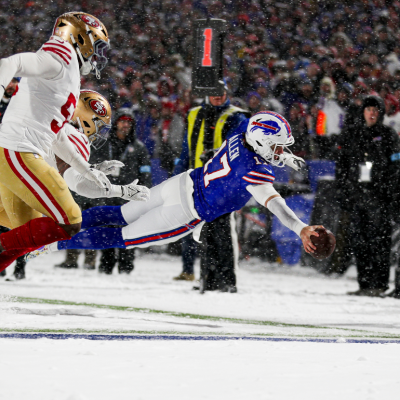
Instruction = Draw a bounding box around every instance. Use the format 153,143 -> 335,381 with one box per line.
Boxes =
77,34 -> 85,45
83,120 -> 91,128
58,22 -> 66,27
256,140 -> 262,146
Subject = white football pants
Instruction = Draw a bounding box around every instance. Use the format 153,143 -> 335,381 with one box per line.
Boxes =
121,171 -> 204,249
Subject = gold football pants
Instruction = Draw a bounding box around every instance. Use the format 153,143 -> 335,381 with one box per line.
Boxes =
0,147 -> 81,229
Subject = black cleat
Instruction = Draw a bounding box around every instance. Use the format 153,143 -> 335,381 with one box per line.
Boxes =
55,262 -> 78,269
383,289 -> 400,299
347,288 -> 386,297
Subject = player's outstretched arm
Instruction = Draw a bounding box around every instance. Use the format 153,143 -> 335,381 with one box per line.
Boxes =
63,167 -> 149,201
247,182 -> 307,237
52,127 -> 111,190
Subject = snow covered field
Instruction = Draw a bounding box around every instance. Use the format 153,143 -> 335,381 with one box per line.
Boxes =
0,250 -> 399,400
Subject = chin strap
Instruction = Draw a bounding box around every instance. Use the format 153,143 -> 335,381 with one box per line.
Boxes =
70,33 -> 91,74
85,27 -> 101,79
74,116 -> 84,134
70,28 -> 99,78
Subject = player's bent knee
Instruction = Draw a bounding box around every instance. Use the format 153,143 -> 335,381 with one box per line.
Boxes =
59,222 -> 81,237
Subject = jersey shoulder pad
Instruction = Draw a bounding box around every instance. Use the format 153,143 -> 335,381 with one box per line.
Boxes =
40,36 -> 74,66
65,125 -> 91,162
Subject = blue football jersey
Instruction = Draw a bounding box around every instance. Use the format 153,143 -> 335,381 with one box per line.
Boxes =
190,132 -> 276,222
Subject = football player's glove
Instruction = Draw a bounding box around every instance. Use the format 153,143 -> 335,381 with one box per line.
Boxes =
83,168 -> 111,191
280,154 -> 306,171
120,179 -> 150,202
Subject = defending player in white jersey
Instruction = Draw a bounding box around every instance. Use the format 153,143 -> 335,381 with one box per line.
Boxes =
28,112 -> 325,262
0,12 -> 113,268
48,90 -> 150,202
49,90 -> 150,203
0,89 -> 150,271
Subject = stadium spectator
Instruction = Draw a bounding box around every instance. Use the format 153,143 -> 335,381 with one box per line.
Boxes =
254,81 -> 284,115
315,77 -> 346,159
90,108 -> 152,275
246,91 -> 263,114
153,101 -> 185,177
287,103 -> 312,159
384,94 -> 400,135
336,96 -> 400,296
136,99 -> 161,157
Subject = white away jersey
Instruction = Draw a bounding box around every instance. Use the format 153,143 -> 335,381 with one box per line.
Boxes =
46,124 -> 91,169
0,36 -> 80,157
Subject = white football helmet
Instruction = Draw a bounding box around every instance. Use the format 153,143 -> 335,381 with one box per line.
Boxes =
245,111 -> 294,167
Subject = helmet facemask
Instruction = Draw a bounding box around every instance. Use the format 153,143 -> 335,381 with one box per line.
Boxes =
75,116 -> 111,149
250,135 -> 294,167
70,28 -> 109,78
53,12 -> 110,79
72,90 -> 112,149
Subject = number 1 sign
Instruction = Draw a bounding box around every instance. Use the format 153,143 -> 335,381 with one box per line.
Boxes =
201,28 -> 213,67
192,18 -> 227,97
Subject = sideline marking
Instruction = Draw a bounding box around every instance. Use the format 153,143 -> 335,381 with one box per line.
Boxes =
9,296 -> 400,338
0,333 -> 399,344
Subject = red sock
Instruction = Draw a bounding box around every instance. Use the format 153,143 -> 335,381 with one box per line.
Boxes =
0,218 -> 71,251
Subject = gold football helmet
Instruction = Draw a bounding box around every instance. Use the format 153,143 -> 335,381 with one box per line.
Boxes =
52,12 -> 110,78
72,90 -> 112,149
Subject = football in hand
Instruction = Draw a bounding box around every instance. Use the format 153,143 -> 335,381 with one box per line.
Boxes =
310,227 -> 336,260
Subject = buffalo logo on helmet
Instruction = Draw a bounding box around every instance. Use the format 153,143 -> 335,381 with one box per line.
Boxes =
89,99 -> 107,116
80,15 -> 100,28
250,119 -> 281,136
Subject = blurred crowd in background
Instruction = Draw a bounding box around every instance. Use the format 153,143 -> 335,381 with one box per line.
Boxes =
1,0 -> 400,168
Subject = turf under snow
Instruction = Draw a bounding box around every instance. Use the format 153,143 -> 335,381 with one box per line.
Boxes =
0,249 -> 399,400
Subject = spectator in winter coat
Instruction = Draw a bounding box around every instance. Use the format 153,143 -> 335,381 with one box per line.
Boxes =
336,95 -> 400,296
383,94 -> 400,135
90,108 -> 152,275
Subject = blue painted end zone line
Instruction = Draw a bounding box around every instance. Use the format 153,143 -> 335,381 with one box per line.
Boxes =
0,333 -> 399,344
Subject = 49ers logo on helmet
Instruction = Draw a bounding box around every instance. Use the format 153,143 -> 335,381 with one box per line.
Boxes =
89,100 -> 107,116
80,15 -> 100,28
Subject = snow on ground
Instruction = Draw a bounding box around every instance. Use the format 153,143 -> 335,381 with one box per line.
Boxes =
0,250 -> 399,400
